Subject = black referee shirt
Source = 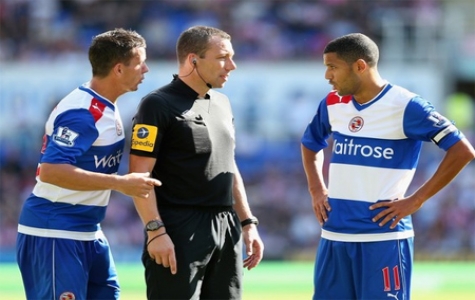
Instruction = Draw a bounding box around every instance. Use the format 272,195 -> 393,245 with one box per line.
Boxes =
130,75 -> 236,207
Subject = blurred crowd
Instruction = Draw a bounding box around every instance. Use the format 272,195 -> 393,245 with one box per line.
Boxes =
1,0 -> 475,261
0,0 -> 444,62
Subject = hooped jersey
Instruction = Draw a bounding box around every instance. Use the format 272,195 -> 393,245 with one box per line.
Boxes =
18,82 -> 125,240
301,83 -> 463,242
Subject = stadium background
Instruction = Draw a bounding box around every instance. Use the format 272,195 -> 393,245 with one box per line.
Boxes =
0,0 -> 474,290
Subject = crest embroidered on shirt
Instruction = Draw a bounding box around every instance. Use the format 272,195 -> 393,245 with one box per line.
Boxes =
348,116 -> 364,132
52,126 -> 79,147
115,119 -> 123,136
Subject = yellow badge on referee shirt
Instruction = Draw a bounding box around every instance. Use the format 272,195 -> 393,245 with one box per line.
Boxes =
131,124 -> 158,152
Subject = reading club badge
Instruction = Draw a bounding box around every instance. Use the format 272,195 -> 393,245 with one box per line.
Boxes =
348,116 -> 364,132
59,291 -> 76,300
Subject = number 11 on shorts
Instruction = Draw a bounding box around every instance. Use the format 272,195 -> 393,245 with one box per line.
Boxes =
382,266 -> 401,291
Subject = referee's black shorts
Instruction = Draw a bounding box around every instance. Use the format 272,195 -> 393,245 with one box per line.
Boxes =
142,206 -> 243,300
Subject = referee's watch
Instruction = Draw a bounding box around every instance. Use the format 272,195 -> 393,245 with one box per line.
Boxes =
145,219 -> 164,232
241,216 -> 259,228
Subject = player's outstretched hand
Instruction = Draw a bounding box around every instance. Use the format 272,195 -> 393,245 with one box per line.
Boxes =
118,172 -> 161,198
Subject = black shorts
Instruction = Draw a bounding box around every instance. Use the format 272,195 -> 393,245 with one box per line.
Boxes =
142,206 -> 243,300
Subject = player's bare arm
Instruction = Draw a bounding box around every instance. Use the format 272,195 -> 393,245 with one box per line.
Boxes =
370,138 -> 475,229
301,145 -> 331,225
39,162 -> 160,198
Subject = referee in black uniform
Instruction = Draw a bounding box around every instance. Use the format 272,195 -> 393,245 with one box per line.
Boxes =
129,25 -> 264,300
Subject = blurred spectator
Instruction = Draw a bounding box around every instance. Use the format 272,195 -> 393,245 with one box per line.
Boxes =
0,0 -> 382,62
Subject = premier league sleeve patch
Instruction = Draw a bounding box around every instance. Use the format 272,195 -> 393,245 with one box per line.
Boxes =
53,126 -> 79,147
131,124 -> 158,152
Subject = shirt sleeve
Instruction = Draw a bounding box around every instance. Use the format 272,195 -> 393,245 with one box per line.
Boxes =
41,109 -> 98,164
403,96 -> 464,150
301,97 -> 332,153
130,93 -> 169,157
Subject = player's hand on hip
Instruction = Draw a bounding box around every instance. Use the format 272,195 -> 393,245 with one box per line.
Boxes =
312,195 -> 331,226
370,197 -> 423,229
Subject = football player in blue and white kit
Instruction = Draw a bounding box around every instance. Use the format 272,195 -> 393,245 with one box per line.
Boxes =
16,28 -> 161,300
301,33 -> 475,300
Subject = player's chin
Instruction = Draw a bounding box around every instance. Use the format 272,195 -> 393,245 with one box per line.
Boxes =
129,84 -> 140,92
131,79 -> 144,90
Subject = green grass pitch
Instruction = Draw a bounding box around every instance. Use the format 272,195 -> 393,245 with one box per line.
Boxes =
1,261 -> 474,299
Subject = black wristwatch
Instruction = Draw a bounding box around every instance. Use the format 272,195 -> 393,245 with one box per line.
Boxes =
145,219 -> 164,231
241,216 -> 259,228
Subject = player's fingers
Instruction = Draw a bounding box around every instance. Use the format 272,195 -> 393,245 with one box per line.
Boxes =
148,178 -> 162,186
372,207 -> 392,223
314,207 -> 325,225
324,198 -> 331,211
370,198 -> 397,211
369,203 -> 378,210
313,206 -> 323,225
320,206 -> 328,223
378,213 -> 398,227
390,219 -> 399,229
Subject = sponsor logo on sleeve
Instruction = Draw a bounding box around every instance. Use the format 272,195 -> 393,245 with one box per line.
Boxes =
428,112 -> 450,127
52,127 -> 79,147
131,124 -> 158,152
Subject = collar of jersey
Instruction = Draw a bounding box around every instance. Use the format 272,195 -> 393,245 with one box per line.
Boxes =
352,83 -> 392,111
79,85 -> 116,111
171,75 -> 211,100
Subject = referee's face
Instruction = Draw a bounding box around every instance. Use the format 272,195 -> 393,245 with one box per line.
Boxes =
199,36 -> 236,89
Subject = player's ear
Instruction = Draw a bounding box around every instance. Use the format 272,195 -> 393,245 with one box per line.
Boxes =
354,59 -> 367,73
112,63 -> 123,76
